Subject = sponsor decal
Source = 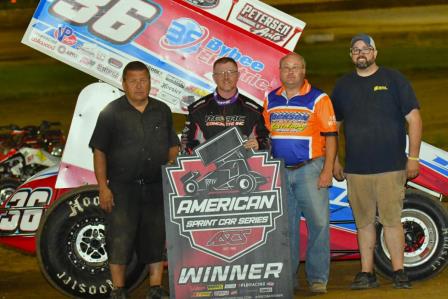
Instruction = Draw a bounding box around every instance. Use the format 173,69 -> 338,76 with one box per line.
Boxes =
57,45 -> 78,59
161,82 -> 183,96
80,56 -> 96,67
53,25 -> 77,46
166,74 -> 186,89
236,4 -> 292,43
186,0 -> 220,9
56,272 -> 112,295
213,290 -> 230,296
159,91 -> 180,106
259,287 -> 273,293
0,188 -> 52,236
192,291 -> 213,297
30,35 -> 56,51
160,18 -> 210,54
374,85 -> 388,91
108,57 -> 123,69
96,64 -> 120,79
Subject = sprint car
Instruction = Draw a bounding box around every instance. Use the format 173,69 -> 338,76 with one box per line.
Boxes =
1,140 -> 447,298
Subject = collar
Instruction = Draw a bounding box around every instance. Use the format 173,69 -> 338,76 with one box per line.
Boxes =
213,89 -> 239,106
276,79 -> 311,99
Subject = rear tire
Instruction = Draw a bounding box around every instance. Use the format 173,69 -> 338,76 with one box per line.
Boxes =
0,178 -> 20,206
374,191 -> 448,280
36,185 -> 147,298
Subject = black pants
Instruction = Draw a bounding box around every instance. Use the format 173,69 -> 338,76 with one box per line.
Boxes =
106,181 -> 165,265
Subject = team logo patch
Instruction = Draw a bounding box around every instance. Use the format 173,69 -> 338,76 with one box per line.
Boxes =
164,127 -> 283,261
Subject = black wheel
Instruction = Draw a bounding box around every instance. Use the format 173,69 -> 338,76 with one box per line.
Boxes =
236,174 -> 256,194
184,180 -> 199,195
374,191 -> 448,280
0,178 -> 20,206
36,185 -> 147,298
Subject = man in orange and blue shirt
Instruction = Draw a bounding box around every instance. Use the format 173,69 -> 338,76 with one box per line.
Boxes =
263,53 -> 337,294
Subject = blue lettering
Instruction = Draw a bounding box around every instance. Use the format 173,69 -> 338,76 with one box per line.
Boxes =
205,38 -> 265,72
251,61 -> 264,72
206,38 -> 222,52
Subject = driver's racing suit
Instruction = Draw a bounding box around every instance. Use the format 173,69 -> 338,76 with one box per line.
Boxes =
181,92 -> 270,154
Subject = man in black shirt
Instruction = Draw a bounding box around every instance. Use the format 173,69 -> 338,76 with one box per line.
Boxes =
331,34 -> 422,290
90,61 -> 179,299
181,57 -> 270,153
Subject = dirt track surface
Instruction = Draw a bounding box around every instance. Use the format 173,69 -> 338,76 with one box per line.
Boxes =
1,245 -> 447,299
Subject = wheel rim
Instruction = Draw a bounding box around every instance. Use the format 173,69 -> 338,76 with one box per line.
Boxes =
380,208 -> 439,267
67,217 -> 108,274
0,186 -> 15,205
185,182 -> 197,194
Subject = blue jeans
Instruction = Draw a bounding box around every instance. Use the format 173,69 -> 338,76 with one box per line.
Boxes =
285,157 -> 330,286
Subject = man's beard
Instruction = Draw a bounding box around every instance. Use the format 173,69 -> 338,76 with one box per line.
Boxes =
354,56 -> 374,69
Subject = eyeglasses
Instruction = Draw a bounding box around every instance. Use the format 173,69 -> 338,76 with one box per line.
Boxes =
350,47 -> 374,55
280,66 -> 304,73
213,70 -> 239,77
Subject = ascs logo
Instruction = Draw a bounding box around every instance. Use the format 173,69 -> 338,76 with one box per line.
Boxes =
160,18 -> 209,54
53,26 -> 77,46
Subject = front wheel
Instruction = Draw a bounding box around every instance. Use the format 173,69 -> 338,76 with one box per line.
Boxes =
36,185 -> 147,298
374,191 -> 448,280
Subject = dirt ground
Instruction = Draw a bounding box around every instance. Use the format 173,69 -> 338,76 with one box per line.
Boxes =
0,245 -> 447,299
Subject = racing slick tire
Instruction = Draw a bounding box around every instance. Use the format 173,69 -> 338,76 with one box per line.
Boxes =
184,180 -> 199,196
236,174 -> 256,194
36,185 -> 147,298
374,191 -> 448,281
0,178 -> 20,206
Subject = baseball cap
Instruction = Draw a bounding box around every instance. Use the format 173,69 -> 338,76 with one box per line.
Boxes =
350,34 -> 376,49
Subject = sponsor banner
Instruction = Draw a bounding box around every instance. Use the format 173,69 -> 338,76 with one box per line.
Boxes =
163,127 -> 293,298
22,0 -> 292,113
183,0 -> 306,51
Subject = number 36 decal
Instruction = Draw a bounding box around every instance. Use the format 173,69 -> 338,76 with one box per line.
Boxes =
0,188 -> 52,236
49,0 -> 161,44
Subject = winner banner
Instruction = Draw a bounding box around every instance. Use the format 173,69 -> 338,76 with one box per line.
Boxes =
163,127 -> 292,298
22,0 -> 305,113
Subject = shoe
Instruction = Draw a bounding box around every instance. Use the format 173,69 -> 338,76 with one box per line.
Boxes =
146,286 -> 169,299
109,287 -> 128,299
309,282 -> 327,294
351,272 -> 379,290
393,269 -> 412,289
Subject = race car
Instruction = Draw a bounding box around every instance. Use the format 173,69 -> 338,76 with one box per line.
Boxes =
1,139 -> 447,298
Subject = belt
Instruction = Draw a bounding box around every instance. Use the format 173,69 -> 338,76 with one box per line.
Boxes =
285,159 -> 315,170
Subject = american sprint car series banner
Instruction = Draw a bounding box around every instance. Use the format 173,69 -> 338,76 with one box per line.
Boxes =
22,0 -> 305,113
163,127 -> 293,298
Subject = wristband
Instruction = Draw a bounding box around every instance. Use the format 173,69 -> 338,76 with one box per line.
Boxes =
408,156 -> 419,161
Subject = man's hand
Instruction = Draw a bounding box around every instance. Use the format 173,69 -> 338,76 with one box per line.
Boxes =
244,138 -> 259,150
333,159 -> 345,181
406,159 -> 420,179
318,169 -> 333,189
99,186 -> 114,213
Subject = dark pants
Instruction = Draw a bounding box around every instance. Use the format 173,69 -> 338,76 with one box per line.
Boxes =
106,181 -> 165,265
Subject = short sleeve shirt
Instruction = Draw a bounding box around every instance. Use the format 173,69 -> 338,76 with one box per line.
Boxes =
89,96 -> 179,182
331,67 -> 420,174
